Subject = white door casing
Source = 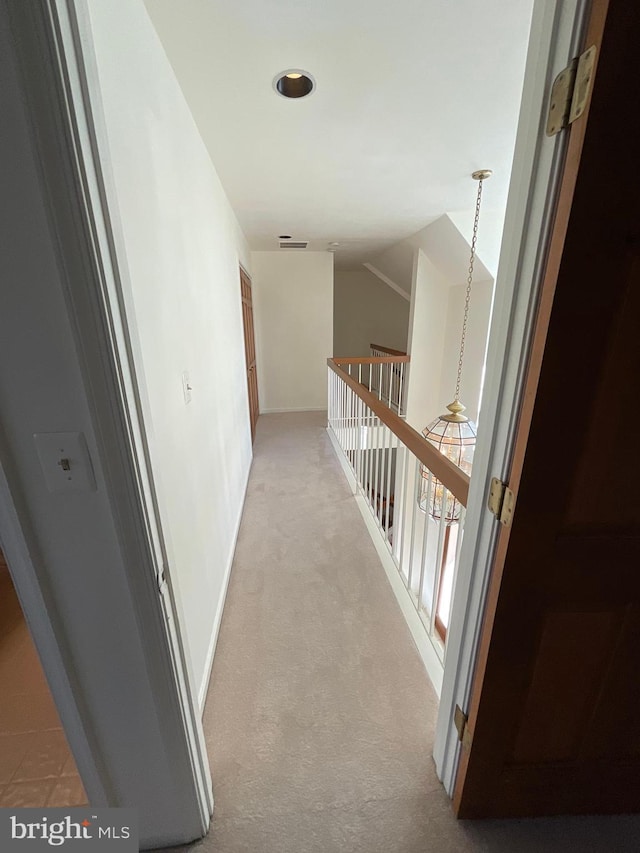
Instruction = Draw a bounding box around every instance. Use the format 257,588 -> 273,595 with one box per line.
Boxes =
433,0 -> 591,793
0,0 -> 212,845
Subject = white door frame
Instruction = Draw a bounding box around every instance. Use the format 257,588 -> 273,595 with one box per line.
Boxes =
1,0 -> 212,841
53,0 -> 214,820
433,0 -> 591,793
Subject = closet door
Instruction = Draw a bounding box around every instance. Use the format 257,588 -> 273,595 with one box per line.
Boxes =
240,267 -> 259,441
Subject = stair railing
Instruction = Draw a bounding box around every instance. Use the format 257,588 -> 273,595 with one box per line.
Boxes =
334,349 -> 408,416
327,356 -> 470,659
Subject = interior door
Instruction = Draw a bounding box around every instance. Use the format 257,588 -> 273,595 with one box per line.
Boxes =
454,0 -> 640,818
240,267 -> 259,441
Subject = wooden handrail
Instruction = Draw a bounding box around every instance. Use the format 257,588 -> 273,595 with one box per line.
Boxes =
333,355 -> 410,364
327,358 -> 469,506
370,343 -> 407,357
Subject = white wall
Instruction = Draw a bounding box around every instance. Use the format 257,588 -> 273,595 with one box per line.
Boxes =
404,216 -> 495,432
405,249 -> 450,432
367,241 -> 415,295
85,0 -> 253,701
252,252 -> 333,412
407,214 -> 492,287
333,268 -> 410,357
448,207 -> 505,280
439,279 -> 494,424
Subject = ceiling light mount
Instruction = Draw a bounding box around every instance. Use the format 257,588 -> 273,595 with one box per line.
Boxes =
273,69 -> 316,99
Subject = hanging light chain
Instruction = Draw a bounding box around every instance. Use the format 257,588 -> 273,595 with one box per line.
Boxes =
455,176 -> 484,402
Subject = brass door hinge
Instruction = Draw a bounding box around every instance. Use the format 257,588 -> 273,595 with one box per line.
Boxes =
454,704 -> 473,750
488,477 -> 515,527
546,45 -> 597,136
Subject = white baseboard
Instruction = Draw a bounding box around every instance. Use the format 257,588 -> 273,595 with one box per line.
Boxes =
326,427 -> 444,697
326,427 -> 358,494
197,462 -> 252,711
260,407 -> 327,414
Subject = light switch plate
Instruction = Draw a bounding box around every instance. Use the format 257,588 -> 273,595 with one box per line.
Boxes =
33,432 -> 97,493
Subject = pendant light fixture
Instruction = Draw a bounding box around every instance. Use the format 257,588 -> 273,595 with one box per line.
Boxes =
418,169 -> 492,522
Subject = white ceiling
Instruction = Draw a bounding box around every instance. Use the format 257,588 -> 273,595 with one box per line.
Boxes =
144,0 -> 534,269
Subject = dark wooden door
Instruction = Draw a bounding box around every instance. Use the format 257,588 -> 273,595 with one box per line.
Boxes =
240,267 -> 259,442
455,0 -> 640,818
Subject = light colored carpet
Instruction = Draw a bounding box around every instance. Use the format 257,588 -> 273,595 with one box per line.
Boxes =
161,412 -> 640,853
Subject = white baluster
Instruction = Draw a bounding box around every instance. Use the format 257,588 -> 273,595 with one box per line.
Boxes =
407,456 -> 419,598
430,489 -> 449,636
417,470 -> 433,613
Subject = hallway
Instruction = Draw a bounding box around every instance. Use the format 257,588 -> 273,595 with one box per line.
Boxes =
170,413 -> 640,853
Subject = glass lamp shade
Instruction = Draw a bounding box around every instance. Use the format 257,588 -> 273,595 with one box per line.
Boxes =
418,408 -> 476,524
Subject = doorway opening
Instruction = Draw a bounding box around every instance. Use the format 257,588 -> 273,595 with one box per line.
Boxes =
240,267 -> 260,443
13,0 -> 604,844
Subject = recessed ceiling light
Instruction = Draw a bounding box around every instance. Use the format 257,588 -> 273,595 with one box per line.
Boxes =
273,69 -> 315,99
329,242 -> 340,247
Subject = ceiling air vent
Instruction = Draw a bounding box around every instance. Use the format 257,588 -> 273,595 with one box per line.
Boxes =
279,241 -> 308,249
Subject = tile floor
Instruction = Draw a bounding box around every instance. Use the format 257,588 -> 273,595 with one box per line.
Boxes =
0,557 -> 87,808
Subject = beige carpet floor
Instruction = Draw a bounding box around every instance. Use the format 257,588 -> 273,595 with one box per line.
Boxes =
164,412 -> 640,853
